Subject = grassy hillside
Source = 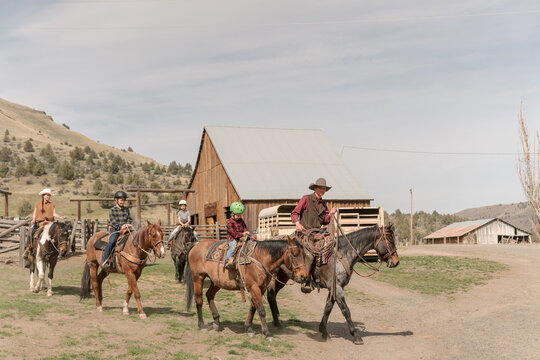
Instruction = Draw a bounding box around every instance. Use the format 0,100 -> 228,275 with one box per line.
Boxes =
456,202 -> 538,234
0,98 -> 191,222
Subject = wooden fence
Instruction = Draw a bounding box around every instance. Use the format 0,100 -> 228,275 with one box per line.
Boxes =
0,217 -> 227,267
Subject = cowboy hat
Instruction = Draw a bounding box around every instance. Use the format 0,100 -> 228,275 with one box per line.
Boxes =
39,188 -> 53,196
309,178 -> 332,191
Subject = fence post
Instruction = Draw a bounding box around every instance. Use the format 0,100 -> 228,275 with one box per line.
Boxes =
82,219 -> 87,250
70,220 -> 78,253
19,226 -> 27,268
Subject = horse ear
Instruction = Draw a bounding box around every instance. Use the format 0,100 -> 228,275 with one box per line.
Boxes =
387,221 -> 394,228
157,219 -> 161,227
286,235 -> 293,245
146,220 -> 151,227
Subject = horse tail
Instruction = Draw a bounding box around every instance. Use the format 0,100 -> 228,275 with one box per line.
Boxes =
80,261 -> 91,300
185,256 -> 194,312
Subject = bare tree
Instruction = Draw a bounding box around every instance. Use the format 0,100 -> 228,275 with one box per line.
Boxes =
517,102 -> 540,240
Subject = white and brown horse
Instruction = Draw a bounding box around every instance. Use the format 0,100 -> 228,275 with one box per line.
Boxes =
29,222 -> 70,296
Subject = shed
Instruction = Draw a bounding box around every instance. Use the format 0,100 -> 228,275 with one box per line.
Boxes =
423,218 -> 531,244
187,126 -> 372,231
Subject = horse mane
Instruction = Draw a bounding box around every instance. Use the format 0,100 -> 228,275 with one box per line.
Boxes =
256,238 -> 301,262
337,225 -> 377,248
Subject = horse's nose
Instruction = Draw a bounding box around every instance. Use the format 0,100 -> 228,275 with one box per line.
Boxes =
300,275 -> 306,283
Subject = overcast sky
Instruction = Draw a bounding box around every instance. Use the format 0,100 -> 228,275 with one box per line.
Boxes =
1,0 -> 540,214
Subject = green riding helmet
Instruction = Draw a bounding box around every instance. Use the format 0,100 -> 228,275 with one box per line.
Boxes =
230,201 -> 244,214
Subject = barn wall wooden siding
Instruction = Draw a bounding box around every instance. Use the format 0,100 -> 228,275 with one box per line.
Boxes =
187,132 -> 240,226
187,131 -> 371,230
427,219 -> 530,245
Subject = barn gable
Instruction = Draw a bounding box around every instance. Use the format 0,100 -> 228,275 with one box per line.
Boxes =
187,125 -> 372,229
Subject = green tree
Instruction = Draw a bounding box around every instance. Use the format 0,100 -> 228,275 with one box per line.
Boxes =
23,139 -> 34,152
0,147 -> 12,162
69,146 -> 85,161
3,129 -> 10,143
15,163 -> 27,177
92,179 -> 103,195
0,163 -> 9,177
58,161 -> 75,180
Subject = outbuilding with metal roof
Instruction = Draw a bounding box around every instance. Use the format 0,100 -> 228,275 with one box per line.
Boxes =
423,218 -> 531,244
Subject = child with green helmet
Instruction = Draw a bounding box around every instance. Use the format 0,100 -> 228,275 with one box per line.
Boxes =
225,201 -> 249,269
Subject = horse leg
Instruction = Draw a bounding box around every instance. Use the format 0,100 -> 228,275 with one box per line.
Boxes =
46,259 -> 57,297
29,260 -> 35,292
123,270 -> 142,316
193,274 -> 205,329
205,282 -> 221,330
93,267 -> 108,311
125,271 -> 146,319
319,292 -> 336,341
267,270 -> 288,327
178,258 -> 186,284
244,305 -> 257,337
335,285 -> 363,345
33,252 -> 45,293
173,256 -> 180,283
251,286 -> 272,340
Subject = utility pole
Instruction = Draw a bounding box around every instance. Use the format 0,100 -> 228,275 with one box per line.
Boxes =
410,188 -> 413,246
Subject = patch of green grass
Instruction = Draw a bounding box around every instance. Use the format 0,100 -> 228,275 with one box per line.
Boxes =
41,353 -> 104,360
0,330 -> 13,337
126,343 -> 155,357
367,255 -> 508,296
166,350 -> 199,360
344,288 -> 378,304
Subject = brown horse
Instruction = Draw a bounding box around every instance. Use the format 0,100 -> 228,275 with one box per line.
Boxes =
29,221 -> 70,296
185,237 -> 308,340
80,220 -> 165,319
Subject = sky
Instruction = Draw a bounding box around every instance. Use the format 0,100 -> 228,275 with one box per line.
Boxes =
1,0 -> 540,214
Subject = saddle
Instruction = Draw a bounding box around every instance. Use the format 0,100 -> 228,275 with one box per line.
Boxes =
205,238 -> 257,266
94,231 -> 130,269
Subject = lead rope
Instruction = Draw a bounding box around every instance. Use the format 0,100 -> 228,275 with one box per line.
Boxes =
333,214 -> 382,278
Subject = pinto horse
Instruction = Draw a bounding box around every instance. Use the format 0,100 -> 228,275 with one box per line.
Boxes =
267,225 -> 400,345
80,220 -> 165,319
29,221 -> 70,296
170,226 -> 197,283
185,237 -> 308,340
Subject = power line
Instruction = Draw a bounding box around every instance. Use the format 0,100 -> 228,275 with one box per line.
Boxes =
341,145 -> 535,156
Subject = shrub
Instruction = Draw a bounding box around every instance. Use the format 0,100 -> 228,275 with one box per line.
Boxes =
23,140 -> 34,152
18,200 -> 33,217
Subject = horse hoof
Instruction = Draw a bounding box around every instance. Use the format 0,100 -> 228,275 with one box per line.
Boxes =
97,306 -> 103,312
211,323 -> 220,331
139,313 -> 147,320
247,332 -> 255,338
47,291 -> 52,297
353,338 -> 364,345
123,310 -> 129,315
32,289 -> 39,294
266,336 -> 274,342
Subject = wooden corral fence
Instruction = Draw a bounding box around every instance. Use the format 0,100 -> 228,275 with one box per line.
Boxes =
0,217 -> 227,267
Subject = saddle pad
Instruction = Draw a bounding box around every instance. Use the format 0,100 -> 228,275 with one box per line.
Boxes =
94,234 -> 129,251
205,240 -> 257,265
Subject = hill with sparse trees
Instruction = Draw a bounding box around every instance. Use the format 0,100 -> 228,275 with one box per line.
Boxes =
0,97 -> 191,221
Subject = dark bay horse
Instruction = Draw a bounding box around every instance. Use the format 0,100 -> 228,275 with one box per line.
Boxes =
170,226 -> 197,283
29,221 -> 70,296
267,225 -> 400,344
185,237 -> 308,340
80,220 -> 165,319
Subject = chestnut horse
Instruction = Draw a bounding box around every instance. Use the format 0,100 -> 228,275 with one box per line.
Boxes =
29,221 -> 70,296
185,237 -> 308,340
266,225 -> 400,344
80,220 -> 165,319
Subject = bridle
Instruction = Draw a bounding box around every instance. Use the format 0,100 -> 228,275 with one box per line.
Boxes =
48,223 -> 68,254
373,226 -> 397,261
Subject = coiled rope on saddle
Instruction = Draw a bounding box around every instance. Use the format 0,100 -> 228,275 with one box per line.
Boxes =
300,229 -> 335,258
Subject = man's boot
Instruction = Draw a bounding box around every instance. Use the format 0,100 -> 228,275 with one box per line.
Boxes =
23,244 -> 32,268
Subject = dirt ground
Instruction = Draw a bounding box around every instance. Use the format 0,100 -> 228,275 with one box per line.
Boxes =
1,244 -> 539,359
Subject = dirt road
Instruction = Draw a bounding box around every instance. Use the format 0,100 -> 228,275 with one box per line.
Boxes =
1,244 -> 538,359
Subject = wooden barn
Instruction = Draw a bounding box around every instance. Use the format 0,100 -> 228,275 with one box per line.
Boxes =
423,218 -> 531,245
186,126 -> 372,231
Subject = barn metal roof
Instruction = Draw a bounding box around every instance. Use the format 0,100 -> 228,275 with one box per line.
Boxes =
424,218 -> 531,239
203,126 -> 372,201
423,219 -> 494,239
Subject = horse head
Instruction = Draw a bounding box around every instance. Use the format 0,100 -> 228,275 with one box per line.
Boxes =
146,220 -> 165,259
374,223 -> 400,268
284,236 -> 308,283
50,222 -> 70,257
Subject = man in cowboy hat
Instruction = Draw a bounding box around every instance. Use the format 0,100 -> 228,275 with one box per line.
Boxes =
23,188 -> 66,267
291,178 -> 337,292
